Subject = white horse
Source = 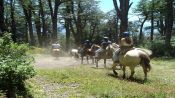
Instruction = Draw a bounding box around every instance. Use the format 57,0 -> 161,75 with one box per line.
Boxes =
112,46 -> 152,81
70,49 -> 79,58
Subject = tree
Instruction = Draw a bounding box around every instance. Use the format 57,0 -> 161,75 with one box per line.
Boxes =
113,0 -> 133,37
10,0 -> 17,42
165,0 -> 174,46
0,33 -> 36,98
134,0 -> 150,42
47,0 -> 63,43
19,0 -> 35,45
69,0 -> 101,45
0,0 -> 6,34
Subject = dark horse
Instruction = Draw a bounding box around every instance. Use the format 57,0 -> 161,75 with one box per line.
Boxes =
79,44 -> 100,64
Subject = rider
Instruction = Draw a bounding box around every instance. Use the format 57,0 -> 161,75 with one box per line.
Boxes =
112,31 -> 133,70
83,39 -> 92,50
101,36 -> 111,49
52,42 -> 61,49
119,31 -> 133,54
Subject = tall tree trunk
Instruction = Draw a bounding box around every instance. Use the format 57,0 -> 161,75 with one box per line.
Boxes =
0,0 -> 6,34
165,0 -> 173,46
24,21 -> 29,43
48,0 -> 62,43
34,16 -> 42,47
150,0 -> 154,41
159,15 -> 165,36
28,6 -> 35,46
139,15 -> 148,42
65,2 -> 71,51
113,0 -> 133,38
10,0 -> 17,42
39,0 -> 47,47
19,0 -> 35,45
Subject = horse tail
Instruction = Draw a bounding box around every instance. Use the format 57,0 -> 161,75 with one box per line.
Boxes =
139,53 -> 151,72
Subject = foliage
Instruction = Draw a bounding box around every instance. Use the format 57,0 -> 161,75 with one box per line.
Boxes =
140,40 -> 175,57
0,33 -> 36,97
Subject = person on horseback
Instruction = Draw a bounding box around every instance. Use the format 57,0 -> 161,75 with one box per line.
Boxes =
83,39 -> 92,50
119,31 -> 133,54
101,36 -> 111,49
52,42 -> 61,49
51,42 -> 61,57
112,31 -> 133,70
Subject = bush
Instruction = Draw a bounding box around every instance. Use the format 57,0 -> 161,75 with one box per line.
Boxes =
143,40 -> 175,57
0,33 -> 36,97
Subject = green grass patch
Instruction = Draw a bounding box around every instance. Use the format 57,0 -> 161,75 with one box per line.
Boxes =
26,58 -> 175,97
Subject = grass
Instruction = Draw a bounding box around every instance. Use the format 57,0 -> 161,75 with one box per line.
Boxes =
26,58 -> 175,98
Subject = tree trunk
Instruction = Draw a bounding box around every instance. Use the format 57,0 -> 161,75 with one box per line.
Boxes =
48,0 -> 62,43
10,0 -> 17,42
27,8 -> 35,46
0,0 -> 6,34
34,17 -> 42,47
139,15 -> 148,42
113,0 -> 133,38
39,0 -> 47,47
65,2 -> 71,51
19,0 -> 35,46
159,15 -> 165,36
165,0 -> 173,46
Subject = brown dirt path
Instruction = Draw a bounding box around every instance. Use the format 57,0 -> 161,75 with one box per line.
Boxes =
34,54 -> 113,69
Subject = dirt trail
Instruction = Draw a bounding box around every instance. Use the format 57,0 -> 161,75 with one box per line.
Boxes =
34,54 -> 113,69
33,54 -> 113,97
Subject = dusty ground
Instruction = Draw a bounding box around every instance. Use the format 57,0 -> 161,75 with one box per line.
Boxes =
32,54 -> 114,97
34,54 -> 113,69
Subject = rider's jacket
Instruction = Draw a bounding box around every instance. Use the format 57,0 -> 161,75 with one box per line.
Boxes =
120,37 -> 133,47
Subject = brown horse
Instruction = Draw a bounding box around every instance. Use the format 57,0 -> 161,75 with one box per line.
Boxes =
79,44 -> 100,64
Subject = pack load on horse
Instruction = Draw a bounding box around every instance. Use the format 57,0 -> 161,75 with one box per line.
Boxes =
51,42 -> 61,57
112,31 -> 152,81
95,36 -> 112,68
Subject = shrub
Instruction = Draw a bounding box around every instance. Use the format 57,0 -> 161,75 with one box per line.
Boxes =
0,33 -> 36,97
142,40 -> 175,57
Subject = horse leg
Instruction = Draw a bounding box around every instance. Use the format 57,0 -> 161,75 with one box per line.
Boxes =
81,56 -> 83,64
129,67 -> 135,79
87,56 -> 89,64
96,59 -> 98,68
92,56 -> 94,64
112,63 -> 118,76
122,66 -> 126,78
104,59 -> 106,68
142,66 -> 147,81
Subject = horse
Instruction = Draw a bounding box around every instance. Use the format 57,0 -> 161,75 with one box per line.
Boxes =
70,49 -> 79,58
79,44 -> 100,64
112,46 -> 152,81
51,43 -> 61,58
95,43 -> 119,68
52,48 -> 60,57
